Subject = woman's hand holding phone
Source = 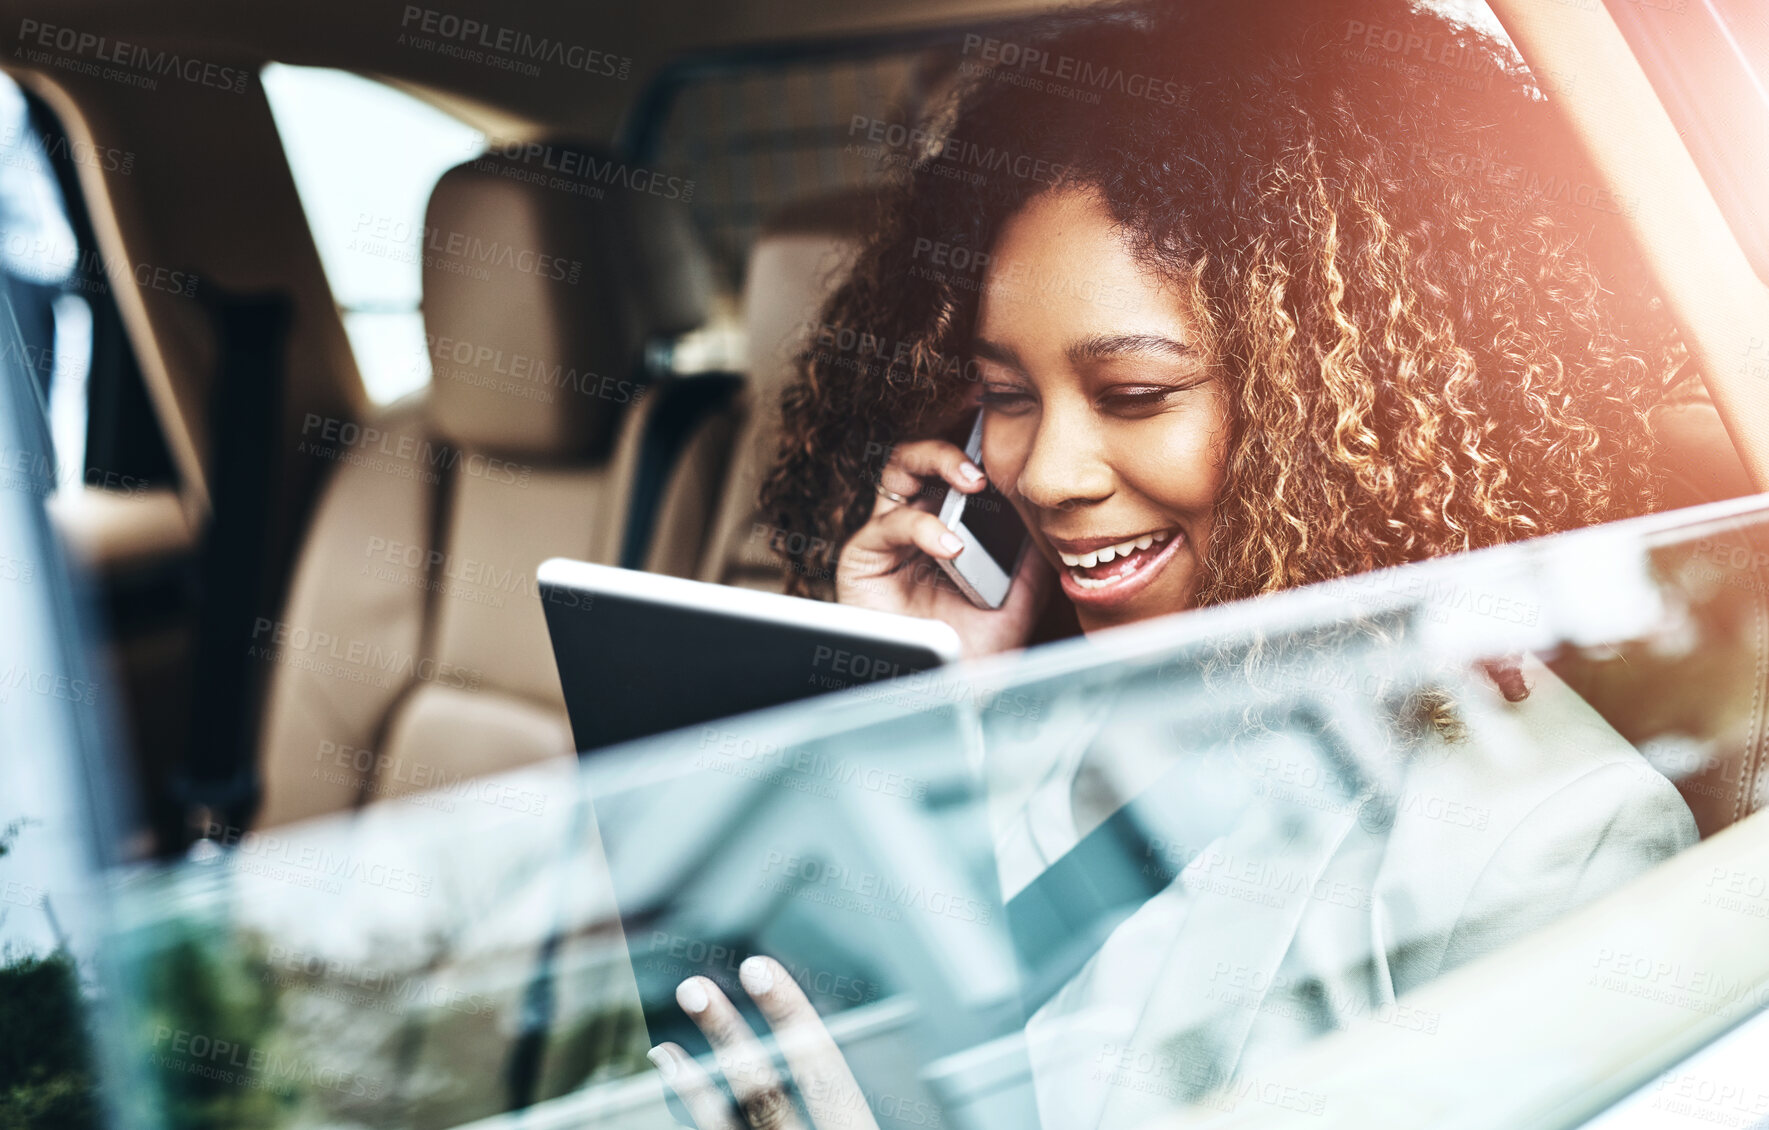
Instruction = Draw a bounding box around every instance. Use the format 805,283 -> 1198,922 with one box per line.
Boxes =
836,438 -> 1051,660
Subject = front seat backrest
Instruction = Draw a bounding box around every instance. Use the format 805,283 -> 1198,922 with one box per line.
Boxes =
640,192 -> 869,589
254,146 -> 711,828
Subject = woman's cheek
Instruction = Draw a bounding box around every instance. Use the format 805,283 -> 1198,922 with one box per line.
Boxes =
1118,421 -> 1218,515
1147,394 -> 1232,515
980,414 -> 1033,478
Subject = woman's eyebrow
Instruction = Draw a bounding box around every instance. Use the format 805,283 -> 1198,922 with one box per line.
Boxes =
970,337 -> 1026,370
1067,332 -> 1195,363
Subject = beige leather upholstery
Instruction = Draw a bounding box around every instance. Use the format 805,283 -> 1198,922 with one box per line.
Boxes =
1681,551 -> 1769,837
639,192 -> 869,588
1653,393 -> 1756,514
1554,492 -> 1769,840
423,155 -> 711,461
1548,385 -> 1764,839
255,146 -> 710,828
1643,385 -> 1767,836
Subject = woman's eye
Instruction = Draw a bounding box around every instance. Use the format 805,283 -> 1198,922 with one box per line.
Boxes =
980,387 -> 1035,413
1099,386 -> 1181,414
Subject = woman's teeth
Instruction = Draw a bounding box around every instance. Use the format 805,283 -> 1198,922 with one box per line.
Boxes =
1057,530 -> 1169,570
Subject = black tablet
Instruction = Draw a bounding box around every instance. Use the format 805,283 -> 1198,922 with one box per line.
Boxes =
538,558 -> 963,752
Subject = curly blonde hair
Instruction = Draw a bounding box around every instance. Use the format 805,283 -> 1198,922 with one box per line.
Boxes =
761,0 -> 1681,608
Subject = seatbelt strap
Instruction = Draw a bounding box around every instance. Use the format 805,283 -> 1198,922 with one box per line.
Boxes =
179,289 -> 290,841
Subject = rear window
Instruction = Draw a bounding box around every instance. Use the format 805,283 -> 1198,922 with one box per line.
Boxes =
261,64 -> 484,405
633,1 -> 1515,287
633,45 -> 963,286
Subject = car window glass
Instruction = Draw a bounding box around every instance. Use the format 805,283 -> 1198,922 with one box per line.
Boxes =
0,270 -> 120,1130
0,72 -> 173,500
99,496 -> 1769,1128
1608,0 -> 1769,286
0,72 -> 86,485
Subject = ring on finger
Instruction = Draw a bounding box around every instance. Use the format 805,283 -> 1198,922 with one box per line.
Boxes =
875,483 -> 912,506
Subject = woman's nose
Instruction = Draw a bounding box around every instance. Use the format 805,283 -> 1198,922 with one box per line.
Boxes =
1015,412 -> 1113,514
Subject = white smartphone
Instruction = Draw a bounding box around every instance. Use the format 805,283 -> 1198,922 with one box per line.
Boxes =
936,411 -> 1030,609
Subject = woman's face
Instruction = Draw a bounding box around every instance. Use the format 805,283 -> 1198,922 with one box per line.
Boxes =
975,188 -> 1230,634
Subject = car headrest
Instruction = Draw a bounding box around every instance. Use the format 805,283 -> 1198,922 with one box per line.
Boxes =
742,190 -> 873,405
422,143 -> 714,462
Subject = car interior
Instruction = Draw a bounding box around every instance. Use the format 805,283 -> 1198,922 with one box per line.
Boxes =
5,0 -> 1769,1125
5,0 -> 1764,857
4,3 -> 1075,851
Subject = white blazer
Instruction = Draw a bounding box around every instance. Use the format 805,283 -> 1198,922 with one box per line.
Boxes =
989,655 -> 1697,1130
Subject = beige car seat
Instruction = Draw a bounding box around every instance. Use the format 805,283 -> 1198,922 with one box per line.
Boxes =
253,145 -> 712,828
636,191 -> 870,590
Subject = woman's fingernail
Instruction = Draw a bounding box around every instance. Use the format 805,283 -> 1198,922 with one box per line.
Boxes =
740,956 -> 775,996
959,463 -> 985,483
939,532 -> 965,554
676,978 -> 709,1014
647,1047 -> 677,1080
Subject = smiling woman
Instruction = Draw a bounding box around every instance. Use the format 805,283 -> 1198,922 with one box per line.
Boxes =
690,11 -> 1709,1117
970,188 -> 1230,631
761,0 -> 1682,651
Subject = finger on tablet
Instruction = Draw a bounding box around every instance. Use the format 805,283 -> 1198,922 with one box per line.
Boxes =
676,976 -> 806,1130
648,1042 -> 743,1130
739,958 -> 879,1130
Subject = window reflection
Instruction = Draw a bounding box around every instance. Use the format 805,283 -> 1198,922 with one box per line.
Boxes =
104,498 -> 1769,1128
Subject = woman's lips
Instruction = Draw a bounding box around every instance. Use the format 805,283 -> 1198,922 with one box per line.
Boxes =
1054,528 -> 1183,609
